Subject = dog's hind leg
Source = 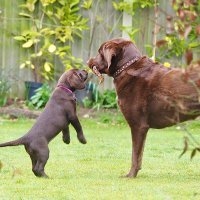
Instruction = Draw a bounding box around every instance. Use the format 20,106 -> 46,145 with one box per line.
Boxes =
25,145 -> 37,173
30,142 -> 49,178
33,151 -> 49,178
62,126 -> 70,144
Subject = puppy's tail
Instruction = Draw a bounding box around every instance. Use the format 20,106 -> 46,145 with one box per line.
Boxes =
0,136 -> 26,147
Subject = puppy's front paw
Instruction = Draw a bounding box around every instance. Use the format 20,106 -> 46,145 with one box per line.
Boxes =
63,135 -> 70,144
77,134 -> 87,144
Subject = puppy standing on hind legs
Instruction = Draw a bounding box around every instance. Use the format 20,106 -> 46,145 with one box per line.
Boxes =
0,69 -> 88,178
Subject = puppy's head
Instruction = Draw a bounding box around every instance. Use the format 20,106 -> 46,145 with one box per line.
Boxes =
87,38 -> 141,81
58,69 -> 88,90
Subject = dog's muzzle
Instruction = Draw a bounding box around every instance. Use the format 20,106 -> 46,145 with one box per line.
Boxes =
77,70 -> 88,82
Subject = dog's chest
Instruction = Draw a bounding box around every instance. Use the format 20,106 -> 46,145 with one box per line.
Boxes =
117,97 -> 131,114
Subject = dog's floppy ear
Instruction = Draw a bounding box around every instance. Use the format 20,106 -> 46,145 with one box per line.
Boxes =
67,71 -> 85,90
102,45 -> 116,69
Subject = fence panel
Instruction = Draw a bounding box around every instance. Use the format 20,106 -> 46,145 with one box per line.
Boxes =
0,0 -> 177,98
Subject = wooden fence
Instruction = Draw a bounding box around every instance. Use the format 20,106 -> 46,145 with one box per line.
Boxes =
0,0 -> 175,98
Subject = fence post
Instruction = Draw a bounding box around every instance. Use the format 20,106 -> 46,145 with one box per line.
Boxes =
122,0 -> 132,39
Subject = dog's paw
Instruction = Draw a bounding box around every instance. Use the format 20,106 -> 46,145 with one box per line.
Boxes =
77,135 -> 87,144
63,140 -> 70,144
124,168 -> 141,178
63,136 -> 70,144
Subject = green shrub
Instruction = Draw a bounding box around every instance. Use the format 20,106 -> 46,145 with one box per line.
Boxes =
14,0 -> 88,82
30,84 -> 52,109
100,90 -> 118,109
83,88 -> 118,110
0,79 -> 10,107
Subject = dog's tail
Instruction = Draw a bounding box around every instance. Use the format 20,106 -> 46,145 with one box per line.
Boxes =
0,136 -> 26,147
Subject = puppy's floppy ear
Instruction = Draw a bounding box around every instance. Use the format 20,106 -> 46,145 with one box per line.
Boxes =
102,45 -> 116,69
67,71 -> 85,90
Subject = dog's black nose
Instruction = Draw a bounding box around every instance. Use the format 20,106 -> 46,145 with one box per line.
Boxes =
78,70 -> 88,81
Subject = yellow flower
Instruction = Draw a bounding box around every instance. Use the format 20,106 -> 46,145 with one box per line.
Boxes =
19,63 -> 26,69
48,44 -> 56,53
31,64 -> 35,69
164,62 -> 171,68
44,62 -> 51,72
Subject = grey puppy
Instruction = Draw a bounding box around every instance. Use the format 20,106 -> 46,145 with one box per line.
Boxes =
0,69 -> 88,178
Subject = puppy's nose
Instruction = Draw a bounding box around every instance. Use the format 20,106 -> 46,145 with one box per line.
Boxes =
80,70 -> 88,81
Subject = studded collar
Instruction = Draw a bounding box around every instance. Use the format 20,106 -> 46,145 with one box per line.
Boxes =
113,56 -> 140,78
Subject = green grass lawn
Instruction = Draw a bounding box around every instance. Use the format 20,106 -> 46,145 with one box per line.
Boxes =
0,114 -> 200,200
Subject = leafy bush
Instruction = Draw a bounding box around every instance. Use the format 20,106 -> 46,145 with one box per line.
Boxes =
14,0 -> 88,82
100,90 -> 118,109
156,0 -> 200,64
30,84 -> 52,109
0,78 -> 10,107
83,87 -> 118,110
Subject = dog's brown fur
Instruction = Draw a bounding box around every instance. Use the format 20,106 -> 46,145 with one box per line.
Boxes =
87,38 -> 200,177
0,69 -> 88,178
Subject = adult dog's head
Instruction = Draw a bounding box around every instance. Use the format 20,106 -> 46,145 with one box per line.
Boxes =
87,38 -> 142,81
58,69 -> 88,90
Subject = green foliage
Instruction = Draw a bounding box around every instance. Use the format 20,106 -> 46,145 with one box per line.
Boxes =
99,90 -> 118,109
112,1 -> 133,15
178,122 -> 200,160
156,0 -> 200,63
112,0 -> 154,41
83,87 -> 118,110
14,0 -> 88,82
81,0 -> 93,9
121,26 -> 140,42
0,77 -> 10,107
114,0 -> 200,64
30,83 -> 52,109
112,0 -> 154,16
113,0 -> 154,15
158,35 -> 188,59
157,34 -> 200,62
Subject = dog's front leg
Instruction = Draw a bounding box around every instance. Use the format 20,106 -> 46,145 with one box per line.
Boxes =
62,126 -> 70,144
126,124 -> 149,178
70,116 -> 87,144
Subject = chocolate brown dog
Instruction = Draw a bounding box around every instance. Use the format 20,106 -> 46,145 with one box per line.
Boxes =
87,38 -> 200,178
0,69 -> 88,178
